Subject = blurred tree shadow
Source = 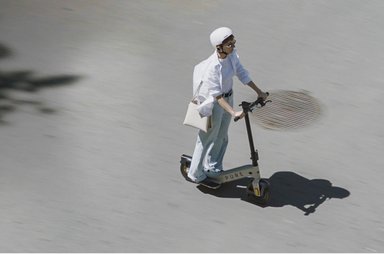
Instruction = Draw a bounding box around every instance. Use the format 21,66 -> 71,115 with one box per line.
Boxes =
0,43 -> 81,124
197,171 -> 350,216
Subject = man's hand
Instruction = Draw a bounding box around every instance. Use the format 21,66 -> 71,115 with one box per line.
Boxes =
258,91 -> 269,101
247,81 -> 268,101
233,111 -> 245,120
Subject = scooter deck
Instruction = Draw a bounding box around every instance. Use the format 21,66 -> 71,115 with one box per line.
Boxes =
198,178 -> 222,189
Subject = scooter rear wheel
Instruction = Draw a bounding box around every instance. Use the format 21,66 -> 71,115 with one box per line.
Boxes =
180,161 -> 190,181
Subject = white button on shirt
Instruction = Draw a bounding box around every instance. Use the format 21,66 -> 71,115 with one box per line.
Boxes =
193,49 -> 252,116
219,57 -> 235,94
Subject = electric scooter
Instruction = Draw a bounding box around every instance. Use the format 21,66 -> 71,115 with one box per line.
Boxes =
180,95 -> 272,204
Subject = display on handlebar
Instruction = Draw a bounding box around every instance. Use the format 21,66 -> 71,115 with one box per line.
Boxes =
234,92 -> 271,122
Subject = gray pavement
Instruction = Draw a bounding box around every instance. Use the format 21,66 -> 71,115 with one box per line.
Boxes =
0,0 -> 384,252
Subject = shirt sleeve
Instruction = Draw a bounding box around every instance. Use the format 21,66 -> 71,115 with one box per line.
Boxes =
234,52 -> 252,85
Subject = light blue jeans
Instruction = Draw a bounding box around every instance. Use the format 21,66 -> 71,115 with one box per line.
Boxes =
187,94 -> 233,182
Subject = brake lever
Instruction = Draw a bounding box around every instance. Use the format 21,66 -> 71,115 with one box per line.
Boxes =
251,96 -> 271,110
257,99 -> 272,108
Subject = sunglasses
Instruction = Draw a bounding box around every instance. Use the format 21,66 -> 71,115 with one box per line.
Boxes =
224,39 -> 236,48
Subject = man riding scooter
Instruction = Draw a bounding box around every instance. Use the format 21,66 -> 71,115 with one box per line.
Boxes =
187,27 -> 268,186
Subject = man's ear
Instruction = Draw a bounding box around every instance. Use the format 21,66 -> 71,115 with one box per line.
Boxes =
216,46 -> 223,53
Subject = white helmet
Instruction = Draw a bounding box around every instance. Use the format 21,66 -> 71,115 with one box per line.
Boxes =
209,27 -> 233,48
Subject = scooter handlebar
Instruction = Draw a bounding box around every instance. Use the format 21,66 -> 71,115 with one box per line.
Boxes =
234,115 -> 242,122
234,92 -> 271,122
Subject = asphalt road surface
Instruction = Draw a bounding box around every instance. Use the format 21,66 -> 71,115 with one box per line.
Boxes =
1,0 -> 384,252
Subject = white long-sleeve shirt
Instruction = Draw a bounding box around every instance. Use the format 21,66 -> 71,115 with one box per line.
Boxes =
193,49 -> 252,116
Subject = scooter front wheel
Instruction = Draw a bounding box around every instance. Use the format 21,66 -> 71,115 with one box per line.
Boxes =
259,179 -> 271,204
247,178 -> 270,205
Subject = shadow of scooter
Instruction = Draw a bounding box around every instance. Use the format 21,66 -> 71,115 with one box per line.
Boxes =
198,171 -> 350,215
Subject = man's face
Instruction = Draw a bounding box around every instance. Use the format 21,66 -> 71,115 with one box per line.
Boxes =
222,37 -> 236,54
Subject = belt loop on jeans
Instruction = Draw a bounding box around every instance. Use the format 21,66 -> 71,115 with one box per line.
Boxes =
223,89 -> 233,98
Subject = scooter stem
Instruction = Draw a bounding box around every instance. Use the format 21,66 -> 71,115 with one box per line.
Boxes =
244,112 -> 258,166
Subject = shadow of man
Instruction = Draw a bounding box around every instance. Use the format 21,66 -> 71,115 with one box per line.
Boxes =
198,171 -> 350,216
267,171 -> 350,215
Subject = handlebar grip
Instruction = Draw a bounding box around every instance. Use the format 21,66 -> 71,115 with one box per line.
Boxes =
234,116 -> 241,122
